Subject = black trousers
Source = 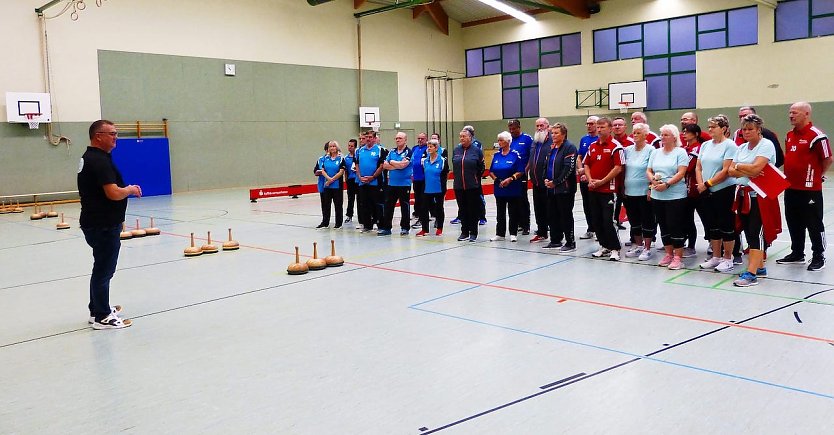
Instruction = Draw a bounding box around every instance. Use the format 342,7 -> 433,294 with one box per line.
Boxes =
345,178 -> 358,218
495,196 -> 520,237
684,195 -> 709,249
703,185 -> 735,241
740,196 -> 766,251
382,185 -> 411,231
517,178 -> 531,232
784,189 -> 826,259
320,188 -> 343,226
547,191 -> 576,244
531,185 -> 549,237
420,192 -> 445,231
579,181 -> 595,233
82,224 -> 121,321
413,180 -> 425,220
653,197 -> 686,249
455,188 -> 482,237
623,195 -> 656,240
358,184 -> 381,230
588,192 -> 620,250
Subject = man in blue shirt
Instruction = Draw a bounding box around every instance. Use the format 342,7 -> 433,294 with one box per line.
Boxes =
509,119 -> 534,235
355,130 -> 387,232
577,115 -> 599,240
410,132 -> 428,229
379,132 -> 413,236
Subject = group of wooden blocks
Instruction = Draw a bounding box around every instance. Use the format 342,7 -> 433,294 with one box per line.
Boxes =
287,240 -> 343,275
120,218 -> 162,239
0,200 -> 24,214
184,229 -> 240,257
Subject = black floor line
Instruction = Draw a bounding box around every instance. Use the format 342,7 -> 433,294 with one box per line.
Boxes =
415,288 -> 833,434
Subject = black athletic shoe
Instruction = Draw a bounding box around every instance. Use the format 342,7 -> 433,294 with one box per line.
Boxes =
543,241 -> 563,249
807,257 -> 826,271
316,223 -> 328,229
457,233 -> 469,241
560,243 -> 576,253
776,252 -> 806,264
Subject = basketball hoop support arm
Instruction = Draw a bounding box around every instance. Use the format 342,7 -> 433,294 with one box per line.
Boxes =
35,0 -> 62,16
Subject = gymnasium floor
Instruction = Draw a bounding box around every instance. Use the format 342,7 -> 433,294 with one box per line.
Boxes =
2,188 -> 833,434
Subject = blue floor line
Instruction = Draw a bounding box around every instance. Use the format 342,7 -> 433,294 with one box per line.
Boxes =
408,256 -> 576,308
411,306 -> 834,401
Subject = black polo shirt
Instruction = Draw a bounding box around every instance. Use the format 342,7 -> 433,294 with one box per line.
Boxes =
77,146 -> 127,228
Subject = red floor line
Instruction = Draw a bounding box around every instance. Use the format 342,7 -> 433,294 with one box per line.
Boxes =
159,232 -> 834,344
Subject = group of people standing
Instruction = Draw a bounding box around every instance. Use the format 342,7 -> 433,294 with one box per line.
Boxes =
314,102 -> 830,288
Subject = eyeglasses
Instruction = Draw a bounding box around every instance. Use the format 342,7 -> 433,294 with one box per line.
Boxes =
96,131 -> 118,137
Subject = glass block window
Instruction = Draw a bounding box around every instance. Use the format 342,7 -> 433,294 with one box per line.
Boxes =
465,32 -> 580,118
776,0 -> 834,41
592,6 -> 756,110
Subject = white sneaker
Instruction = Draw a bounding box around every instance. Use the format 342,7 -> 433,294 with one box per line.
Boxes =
715,259 -> 735,273
489,235 -> 505,242
510,235 -> 517,242
699,257 -> 722,269
592,248 -> 611,258
638,249 -> 653,261
609,250 -> 621,261
625,246 -> 644,258
88,305 -> 123,324
91,312 -> 132,330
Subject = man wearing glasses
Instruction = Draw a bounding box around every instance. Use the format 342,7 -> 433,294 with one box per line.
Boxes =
78,120 -> 142,329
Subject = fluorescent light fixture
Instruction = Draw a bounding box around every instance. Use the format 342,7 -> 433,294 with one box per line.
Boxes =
476,0 -> 536,23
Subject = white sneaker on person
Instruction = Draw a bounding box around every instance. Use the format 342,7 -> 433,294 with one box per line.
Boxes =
699,257 -> 722,270
591,248 -> 611,258
510,235 -> 517,242
88,305 -> 123,324
638,249 -> 653,261
715,258 -> 735,273
609,250 -> 621,261
489,235 -> 505,241
91,312 -> 132,330
625,246 -> 644,258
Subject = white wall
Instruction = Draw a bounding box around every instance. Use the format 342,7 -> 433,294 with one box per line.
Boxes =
460,0 -> 834,120
0,0 -> 465,123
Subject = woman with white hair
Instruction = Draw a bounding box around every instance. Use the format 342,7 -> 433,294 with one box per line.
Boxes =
488,131 -> 525,241
623,123 -> 656,260
647,125 -> 689,270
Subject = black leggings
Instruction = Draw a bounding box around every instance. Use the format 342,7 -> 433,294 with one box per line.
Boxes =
703,185 -> 735,241
623,195 -> 655,240
320,188 -> 343,226
495,196 -> 520,237
420,192 -> 445,231
653,197 -> 686,249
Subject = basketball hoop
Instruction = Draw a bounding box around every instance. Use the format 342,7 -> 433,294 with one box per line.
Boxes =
24,113 -> 41,130
618,102 -> 631,114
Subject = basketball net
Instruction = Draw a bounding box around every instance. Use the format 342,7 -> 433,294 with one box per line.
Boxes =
24,113 -> 41,130
618,102 -> 631,114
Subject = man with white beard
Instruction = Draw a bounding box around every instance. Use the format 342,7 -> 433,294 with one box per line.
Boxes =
527,118 -> 553,243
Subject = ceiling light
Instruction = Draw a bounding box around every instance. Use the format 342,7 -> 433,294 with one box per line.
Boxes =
476,0 -> 536,23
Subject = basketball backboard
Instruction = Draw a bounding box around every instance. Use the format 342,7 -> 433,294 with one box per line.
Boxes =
5,92 -> 52,123
359,106 -> 380,131
608,81 -> 647,111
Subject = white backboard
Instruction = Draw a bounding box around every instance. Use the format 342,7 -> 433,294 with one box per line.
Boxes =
608,81 -> 647,111
359,106 -> 380,130
6,92 -> 52,123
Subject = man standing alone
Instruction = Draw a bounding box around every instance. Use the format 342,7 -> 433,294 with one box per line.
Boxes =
78,120 -> 141,329
777,102 -> 832,271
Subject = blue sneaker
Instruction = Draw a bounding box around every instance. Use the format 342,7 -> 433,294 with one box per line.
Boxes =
478,219 -> 487,226
755,267 -> 767,278
450,217 -> 461,224
733,271 -> 758,287
377,229 -> 392,236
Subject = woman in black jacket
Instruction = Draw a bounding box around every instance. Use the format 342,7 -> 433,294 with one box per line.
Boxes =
543,123 -> 578,251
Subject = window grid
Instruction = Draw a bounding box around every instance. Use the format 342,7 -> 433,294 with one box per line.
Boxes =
776,0 -> 834,41
643,53 -> 696,110
696,11 -> 730,50
502,70 -> 539,119
465,32 -> 580,78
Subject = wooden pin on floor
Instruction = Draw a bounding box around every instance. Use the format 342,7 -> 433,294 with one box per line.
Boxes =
222,228 -> 239,251
120,222 -> 133,240
30,204 -> 44,220
56,213 -> 70,230
306,242 -> 327,270
11,201 -> 23,213
287,246 -> 309,275
201,231 -> 219,254
144,217 -> 161,236
130,218 -> 147,237
46,203 -> 58,218
324,239 -> 344,267
184,232 -> 203,257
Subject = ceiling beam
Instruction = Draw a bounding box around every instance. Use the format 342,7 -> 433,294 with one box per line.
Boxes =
750,0 -> 777,8
413,2 -> 449,35
354,0 -> 366,9
544,0 -> 591,18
